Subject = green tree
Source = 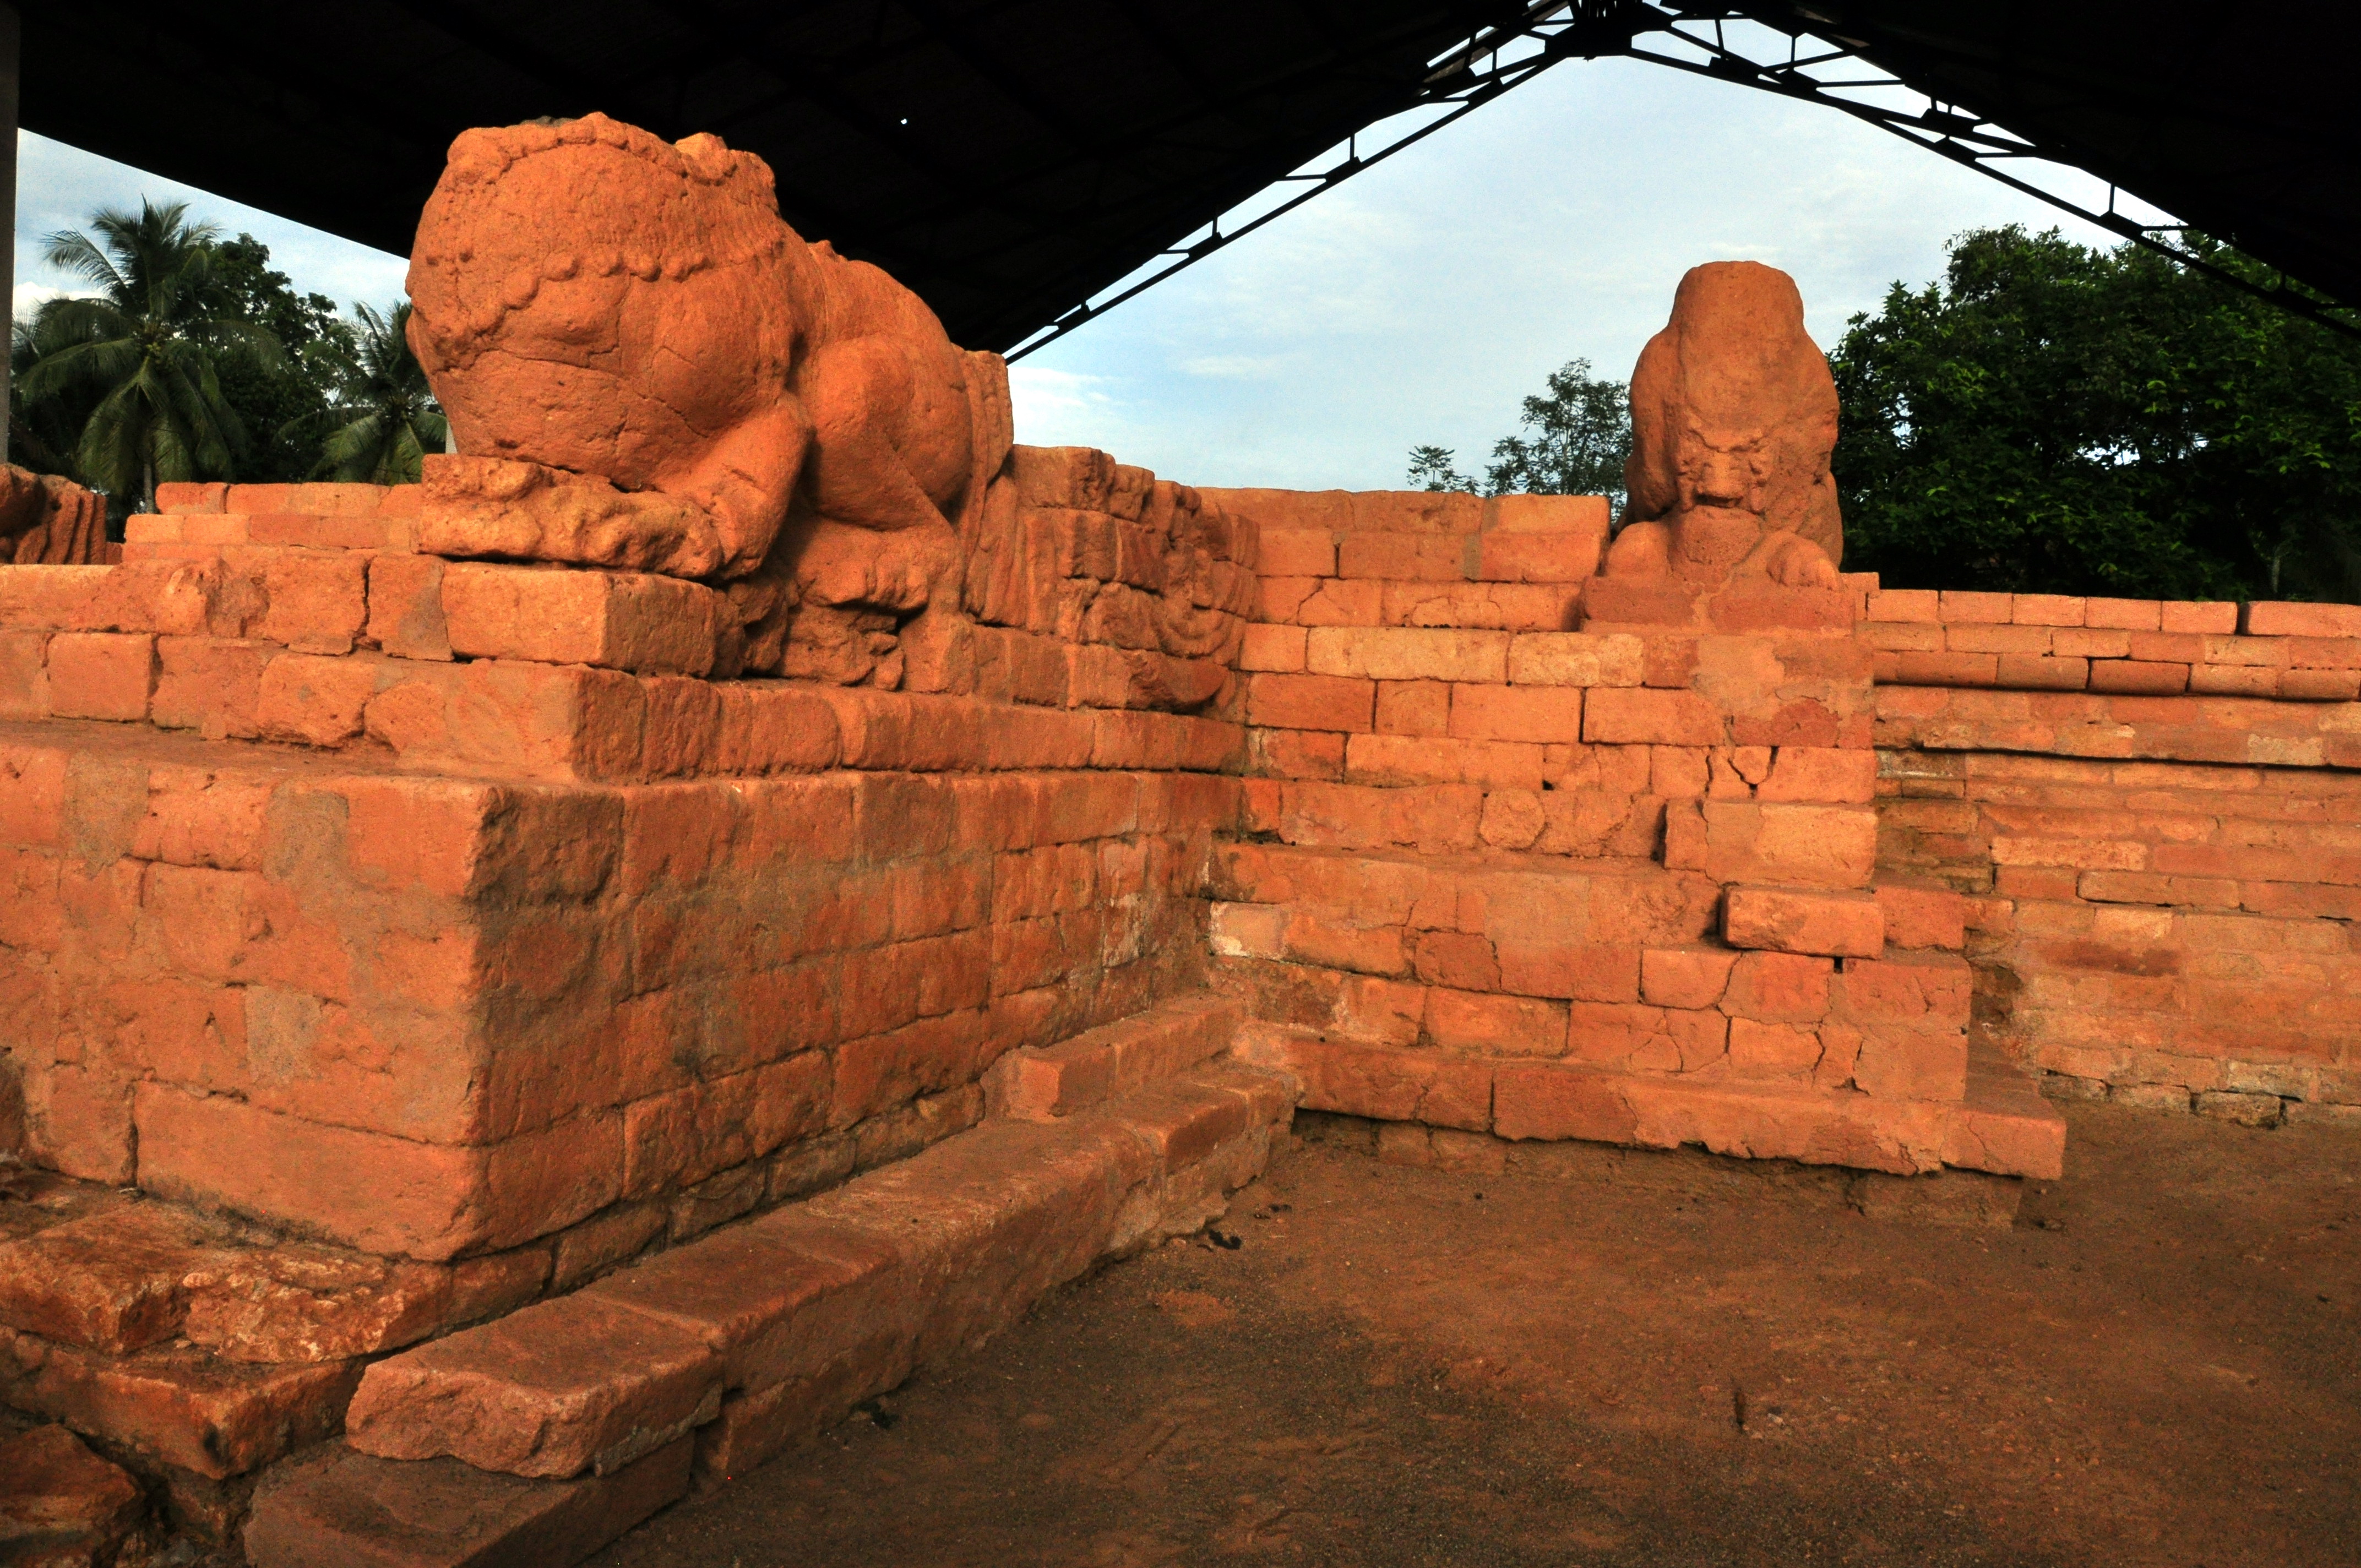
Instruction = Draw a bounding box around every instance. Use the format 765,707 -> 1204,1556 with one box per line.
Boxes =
289,302 -> 447,484
9,316 -> 97,478
1831,226 -> 2361,601
1408,359 -> 1630,507
17,201 -> 286,511
202,235 -> 346,483
1406,443 -> 1474,493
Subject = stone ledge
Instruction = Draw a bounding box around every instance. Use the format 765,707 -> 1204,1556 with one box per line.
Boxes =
1233,1025 -> 2061,1180
984,994 -> 1239,1119
285,1049 -> 1293,1568
244,1435 -> 691,1568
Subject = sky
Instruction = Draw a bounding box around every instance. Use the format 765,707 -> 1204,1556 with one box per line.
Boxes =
12,51 -> 2126,491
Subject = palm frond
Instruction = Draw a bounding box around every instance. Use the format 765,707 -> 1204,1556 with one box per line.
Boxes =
39,229 -> 132,302
77,382 -> 154,499
25,295 -> 132,350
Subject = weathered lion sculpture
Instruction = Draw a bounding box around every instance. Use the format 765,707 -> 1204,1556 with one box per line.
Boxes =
0,466 -> 111,565
405,112 -> 1010,679
1603,260 -> 1842,591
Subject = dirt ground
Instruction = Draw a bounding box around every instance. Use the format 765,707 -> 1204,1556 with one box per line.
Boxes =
592,1101 -> 2361,1568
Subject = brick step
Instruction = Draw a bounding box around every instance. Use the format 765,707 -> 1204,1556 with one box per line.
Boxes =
983,994 -> 1239,1119
1233,1024 -> 2059,1180
1229,782 -> 1875,891
1213,840 -> 1725,966
247,1058 -> 1298,1567
1220,930 -> 1967,1101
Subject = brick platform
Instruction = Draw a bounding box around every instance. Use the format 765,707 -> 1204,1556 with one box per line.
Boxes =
1206,487 -> 2061,1185
11,462 -> 2361,1561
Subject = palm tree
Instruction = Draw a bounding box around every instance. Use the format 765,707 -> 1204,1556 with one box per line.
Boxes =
16,200 -> 285,512
300,302 -> 448,484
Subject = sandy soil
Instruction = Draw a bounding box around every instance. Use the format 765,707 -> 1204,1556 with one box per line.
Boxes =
592,1100 -> 2361,1567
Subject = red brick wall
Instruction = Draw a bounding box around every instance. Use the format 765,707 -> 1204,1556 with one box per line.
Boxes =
1196,488 -> 2000,1175
0,460 -> 1249,1272
1871,590 -> 2361,1125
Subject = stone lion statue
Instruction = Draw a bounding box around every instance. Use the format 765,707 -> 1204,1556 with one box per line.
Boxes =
1603,260 -> 1842,591
405,112 -> 1010,678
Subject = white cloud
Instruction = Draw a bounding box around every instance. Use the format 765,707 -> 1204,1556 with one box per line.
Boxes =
13,129 -> 410,323
11,281 -> 94,323
1007,364 -> 1118,419
13,74 -> 2125,495
1013,55 -> 2123,489
1177,353 -> 1292,380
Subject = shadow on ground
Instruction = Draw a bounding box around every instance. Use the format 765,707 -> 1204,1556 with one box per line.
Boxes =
591,1101 -> 2360,1567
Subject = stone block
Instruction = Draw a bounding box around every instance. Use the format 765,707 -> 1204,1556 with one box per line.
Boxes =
1639,946 -> 1738,1009
1669,801 -> 1878,889
441,563 -> 722,676
1865,589 -> 1938,623
1256,527 -> 1335,577
1852,1021 -> 1967,1101
181,1245 -> 458,1364
245,1436 -> 692,1568
1582,686 -> 1722,745
134,1086 -> 623,1262
802,1117 -> 1156,1366
259,549 -> 369,653
1447,684 -> 1583,744
346,1292 -> 723,1479
1343,732 -> 1543,792
45,633 -> 154,721
151,636 -> 269,737
1726,1017 -> 1822,1080
2194,1090 -> 2282,1127
1938,590 -> 2012,623
580,1213 -> 902,1401
987,995 -> 1238,1119
1304,627 -> 1510,683
0,1424 -> 145,1564
2082,597 -> 2160,630
1232,1029 -> 1492,1133
1504,631 -> 1644,687
1374,679 -> 1449,735
1336,532 -> 1465,581
1756,745 -> 1875,802
1237,623 -> 1305,672
1834,952 -> 1972,1029
1874,884 -> 1967,950
0,1327 -> 362,1479
0,1205 -> 225,1353
1474,496 -> 1609,583
2011,594 -> 2084,626
367,554 -> 453,661
1721,950 -> 1834,1022
1244,672 -> 1373,732
1723,886 -> 1884,959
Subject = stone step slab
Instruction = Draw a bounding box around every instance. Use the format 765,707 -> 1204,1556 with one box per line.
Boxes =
312,1044 -> 1300,1565
243,1437 -> 691,1568
0,1328 -> 362,1480
0,1424 -> 147,1564
983,993 -> 1239,1118
0,1205 -> 227,1354
258,1057 -> 1296,1565
1234,1022 -> 2061,1179
0,1201 -> 463,1364
341,1295 -> 723,1480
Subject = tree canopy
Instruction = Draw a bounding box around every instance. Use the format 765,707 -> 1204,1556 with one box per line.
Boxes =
295,302 -> 448,485
10,200 -> 442,522
1408,358 -> 1630,509
1408,230 -> 2360,603
16,201 -> 286,510
1831,226 -> 2361,602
